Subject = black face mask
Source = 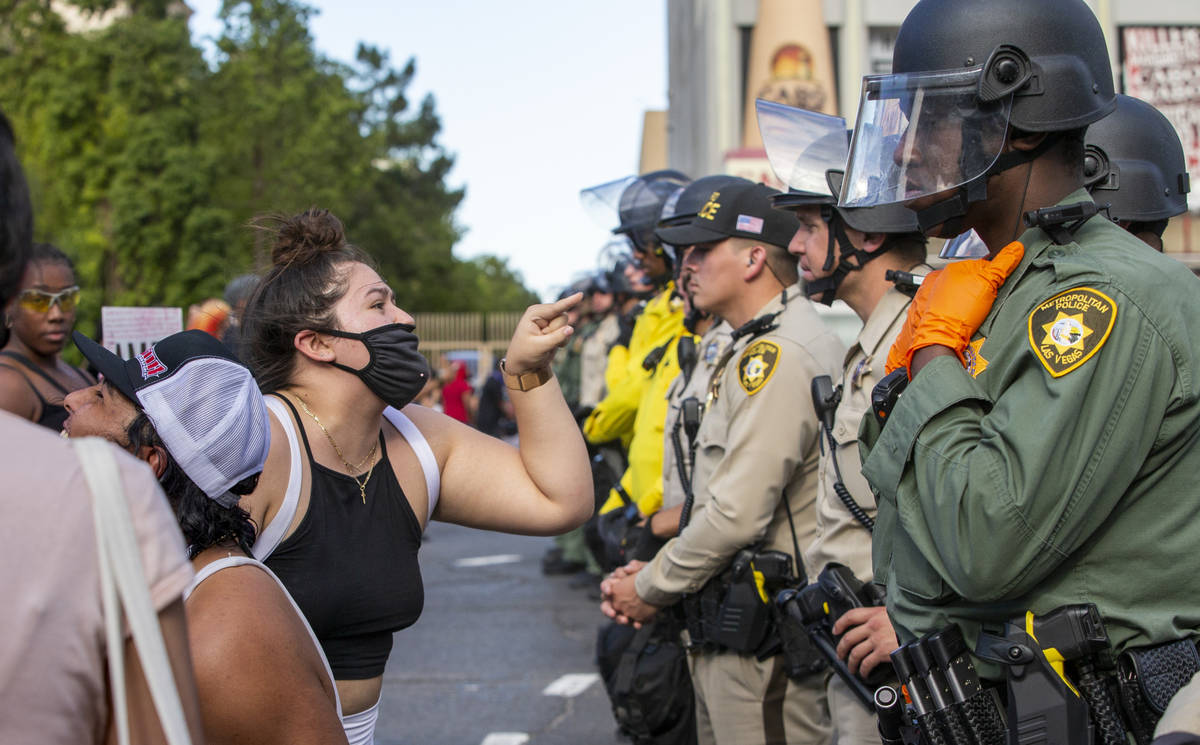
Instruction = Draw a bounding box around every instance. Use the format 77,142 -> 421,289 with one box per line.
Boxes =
317,323 -> 430,410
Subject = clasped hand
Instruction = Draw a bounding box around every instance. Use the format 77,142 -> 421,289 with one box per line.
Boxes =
599,560 -> 660,627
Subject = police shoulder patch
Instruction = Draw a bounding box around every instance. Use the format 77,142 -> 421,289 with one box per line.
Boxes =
1027,287 -> 1117,378
738,340 -> 780,394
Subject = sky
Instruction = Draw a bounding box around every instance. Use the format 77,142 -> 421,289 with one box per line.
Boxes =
187,0 -> 668,301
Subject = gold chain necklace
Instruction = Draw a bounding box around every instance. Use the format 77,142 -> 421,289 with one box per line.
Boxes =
294,394 -> 379,504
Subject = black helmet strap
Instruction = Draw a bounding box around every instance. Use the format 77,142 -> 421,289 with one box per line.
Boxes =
807,209 -> 891,306
912,131 -> 1065,237
630,230 -> 673,287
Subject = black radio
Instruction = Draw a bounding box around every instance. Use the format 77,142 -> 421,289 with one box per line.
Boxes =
776,563 -> 892,707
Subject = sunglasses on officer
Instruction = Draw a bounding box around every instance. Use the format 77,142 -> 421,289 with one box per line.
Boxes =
17,286 -> 80,313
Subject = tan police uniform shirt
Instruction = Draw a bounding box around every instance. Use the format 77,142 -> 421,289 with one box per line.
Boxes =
805,286 -> 914,583
661,321 -> 732,510
636,286 -> 845,606
579,312 -> 620,409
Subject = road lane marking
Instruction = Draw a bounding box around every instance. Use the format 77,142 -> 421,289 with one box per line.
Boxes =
453,554 -> 522,568
480,734 -> 529,745
542,672 -> 600,697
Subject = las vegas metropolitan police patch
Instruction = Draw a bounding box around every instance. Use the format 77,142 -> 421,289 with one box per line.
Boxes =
1027,287 -> 1116,377
738,340 -> 780,394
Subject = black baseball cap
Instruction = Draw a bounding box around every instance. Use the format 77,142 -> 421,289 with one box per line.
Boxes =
655,175 -> 800,250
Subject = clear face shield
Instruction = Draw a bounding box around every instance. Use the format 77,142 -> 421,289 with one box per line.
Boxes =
939,228 -> 991,259
617,179 -> 678,251
598,236 -> 654,296
580,176 -> 637,230
597,235 -> 635,269
840,68 -> 1014,209
756,99 -> 848,196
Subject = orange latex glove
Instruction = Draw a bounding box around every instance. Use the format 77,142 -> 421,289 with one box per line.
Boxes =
885,269 -> 942,374
902,241 -> 1025,373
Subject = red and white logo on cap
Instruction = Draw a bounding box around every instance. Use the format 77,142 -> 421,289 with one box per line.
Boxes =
137,348 -> 167,379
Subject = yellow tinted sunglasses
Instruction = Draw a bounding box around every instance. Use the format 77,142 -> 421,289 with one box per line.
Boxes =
17,286 -> 80,313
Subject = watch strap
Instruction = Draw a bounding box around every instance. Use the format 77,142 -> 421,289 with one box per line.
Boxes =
500,358 -> 552,392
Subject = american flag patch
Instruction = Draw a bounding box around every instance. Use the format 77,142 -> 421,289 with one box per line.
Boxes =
735,214 -> 764,234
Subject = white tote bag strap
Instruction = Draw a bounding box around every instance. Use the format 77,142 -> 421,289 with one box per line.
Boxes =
74,437 -> 192,745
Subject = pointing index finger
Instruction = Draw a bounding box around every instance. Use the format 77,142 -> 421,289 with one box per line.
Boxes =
542,292 -> 584,316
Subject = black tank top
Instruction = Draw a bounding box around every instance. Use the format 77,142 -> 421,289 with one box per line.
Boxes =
264,395 -> 425,680
0,351 -> 89,431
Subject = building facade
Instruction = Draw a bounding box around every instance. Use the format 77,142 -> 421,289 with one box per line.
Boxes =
664,0 -> 1199,252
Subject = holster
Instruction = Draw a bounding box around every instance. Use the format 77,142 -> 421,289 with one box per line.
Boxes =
681,549 -> 781,656
1117,639 -> 1200,744
771,598 -> 828,680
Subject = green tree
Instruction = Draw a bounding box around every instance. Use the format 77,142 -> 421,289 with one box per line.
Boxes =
447,255 -> 541,312
200,0 -> 472,308
0,0 -> 536,332
0,2 -> 233,335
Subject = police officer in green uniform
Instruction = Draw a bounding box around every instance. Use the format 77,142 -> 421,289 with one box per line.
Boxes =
760,101 -> 928,745
1084,93 -> 1191,252
602,175 -> 843,745
840,0 -> 1200,728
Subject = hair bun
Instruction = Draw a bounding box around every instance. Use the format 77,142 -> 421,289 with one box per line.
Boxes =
271,208 -> 347,266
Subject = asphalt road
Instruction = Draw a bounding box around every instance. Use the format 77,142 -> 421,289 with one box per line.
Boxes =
374,521 -> 626,745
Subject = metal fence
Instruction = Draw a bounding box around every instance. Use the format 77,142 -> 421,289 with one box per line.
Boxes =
412,311 -> 523,378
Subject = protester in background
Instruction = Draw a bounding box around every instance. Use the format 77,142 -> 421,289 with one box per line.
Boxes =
239,208 -> 592,745
414,371 -> 441,410
0,109 -> 205,745
65,329 -> 348,745
221,273 -> 258,359
185,297 -> 230,339
475,356 -> 515,440
0,242 -> 94,430
440,359 -> 474,424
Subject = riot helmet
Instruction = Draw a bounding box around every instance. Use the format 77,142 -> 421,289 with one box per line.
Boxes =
759,99 -> 922,304
558,276 -> 592,302
605,261 -> 634,297
1085,94 -> 1190,231
587,269 -> 613,297
581,170 -> 690,278
617,170 -> 690,250
839,0 -> 1116,237
595,235 -> 652,300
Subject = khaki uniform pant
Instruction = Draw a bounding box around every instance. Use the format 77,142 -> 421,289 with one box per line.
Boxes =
689,650 -> 831,745
1156,670 -> 1200,736
827,674 -> 879,745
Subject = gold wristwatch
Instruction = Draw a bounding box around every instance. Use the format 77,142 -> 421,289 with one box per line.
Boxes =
500,358 -> 552,392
